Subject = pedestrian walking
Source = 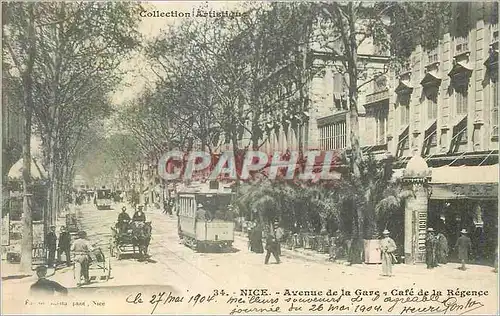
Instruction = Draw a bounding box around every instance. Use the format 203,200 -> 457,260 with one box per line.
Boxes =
291,222 -> 300,250
328,236 -> 337,262
45,226 -> 57,268
425,228 -> 438,269
274,221 -> 284,256
57,226 -> 72,267
456,229 -> 472,271
246,222 -> 253,250
436,230 -> 449,264
30,265 -> 68,297
163,199 -> 168,215
168,198 -> 174,215
264,227 -> 280,264
379,229 -> 396,277
71,231 -> 93,286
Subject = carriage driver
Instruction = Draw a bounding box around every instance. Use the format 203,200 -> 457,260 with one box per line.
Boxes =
117,206 -> 131,234
133,205 -> 146,222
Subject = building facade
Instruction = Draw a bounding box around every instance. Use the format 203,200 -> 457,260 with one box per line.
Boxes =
389,2 -> 498,264
311,2 -> 498,264
2,67 -> 25,180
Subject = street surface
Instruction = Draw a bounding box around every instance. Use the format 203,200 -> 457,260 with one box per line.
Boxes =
2,202 -> 498,315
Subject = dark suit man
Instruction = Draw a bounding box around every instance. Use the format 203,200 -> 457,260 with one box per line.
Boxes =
46,226 -> 57,268
456,229 -> 472,271
425,228 -> 438,269
264,229 -> 280,264
57,226 -> 71,266
133,206 -> 146,222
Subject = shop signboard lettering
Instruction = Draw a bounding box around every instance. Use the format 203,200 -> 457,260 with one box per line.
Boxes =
430,183 -> 498,199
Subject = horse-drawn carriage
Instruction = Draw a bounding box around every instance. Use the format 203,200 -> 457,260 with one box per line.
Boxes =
110,221 -> 152,260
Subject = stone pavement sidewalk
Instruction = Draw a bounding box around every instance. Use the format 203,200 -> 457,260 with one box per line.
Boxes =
234,231 -> 498,278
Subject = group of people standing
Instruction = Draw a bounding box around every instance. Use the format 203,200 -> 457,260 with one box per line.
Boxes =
247,220 -> 283,264
44,226 -> 95,286
426,227 -> 472,270
45,225 -> 72,268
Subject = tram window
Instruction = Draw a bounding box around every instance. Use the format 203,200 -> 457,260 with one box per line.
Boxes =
196,195 -> 232,220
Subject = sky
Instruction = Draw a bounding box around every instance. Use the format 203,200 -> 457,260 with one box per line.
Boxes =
109,1 -> 246,107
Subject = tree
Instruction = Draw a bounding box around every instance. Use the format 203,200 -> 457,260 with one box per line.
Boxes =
3,2 -> 37,272
141,3 -> 318,159
4,2 -> 141,269
24,3 -> 140,224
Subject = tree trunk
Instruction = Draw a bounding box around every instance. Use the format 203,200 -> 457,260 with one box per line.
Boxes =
345,3 -> 364,262
298,19 -> 311,152
20,3 -> 36,273
20,103 -> 33,273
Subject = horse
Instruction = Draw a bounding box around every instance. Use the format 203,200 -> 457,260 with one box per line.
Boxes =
130,221 -> 152,260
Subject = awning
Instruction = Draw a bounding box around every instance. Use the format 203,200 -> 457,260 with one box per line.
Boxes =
452,114 -> 467,128
430,164 -> 498,184
448,61 -> 473,77
395,80 -> 413,94
420,71 -> 442,86
390,165 -> 499,198
7,157 -> 47,180
424,119 -> 437,132
483,49 -> 498,67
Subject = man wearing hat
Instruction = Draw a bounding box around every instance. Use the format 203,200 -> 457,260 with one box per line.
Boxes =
30,265 -> 68,297
196,203 -> 208,221
436,229 -> 449,264
71,231 -> 93,286
133,205 -> 146,222
265,225 -> 281,265
425,228 -> 438,269
57,226 -> 72,267
117,206 -> 131,234
379,229 -> 396,277
455,229 -> 472,271
273,221 -> 284,256
45,225 -> 58,268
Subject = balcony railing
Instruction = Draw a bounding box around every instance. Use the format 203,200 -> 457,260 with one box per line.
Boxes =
365,88 -> 389,105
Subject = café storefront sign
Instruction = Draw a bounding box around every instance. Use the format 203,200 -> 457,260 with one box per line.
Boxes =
430,183 -> 498,200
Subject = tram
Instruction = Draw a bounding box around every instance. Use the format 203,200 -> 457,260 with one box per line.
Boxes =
177,182 -> 235,252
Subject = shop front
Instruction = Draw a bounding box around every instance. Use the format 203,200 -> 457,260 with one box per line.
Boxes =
428,164 -> 498,265
4,157 -> 48,265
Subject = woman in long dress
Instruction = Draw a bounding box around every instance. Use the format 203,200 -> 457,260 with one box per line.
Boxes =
251,223 -> 264,253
